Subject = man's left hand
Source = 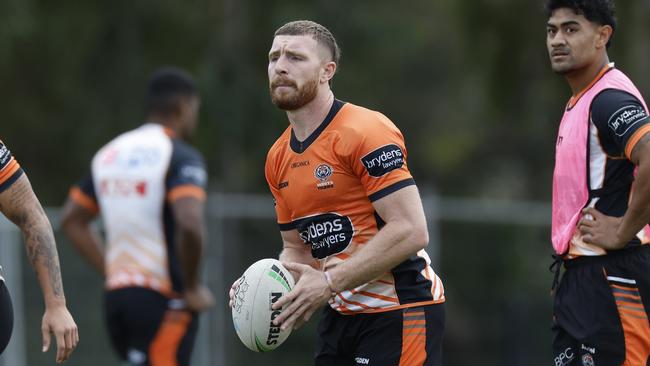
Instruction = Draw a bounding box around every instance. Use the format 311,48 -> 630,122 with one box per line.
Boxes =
184,284 -> 215,312
272,262 -> 332,331
42,304 -> 78,364
578,207 -> 626,250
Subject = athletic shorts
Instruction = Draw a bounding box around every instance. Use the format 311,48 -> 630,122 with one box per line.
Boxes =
552,245 -> 650,365
104,287 -> 198,366
315,303 -> 445,366
0,278 -> 13,355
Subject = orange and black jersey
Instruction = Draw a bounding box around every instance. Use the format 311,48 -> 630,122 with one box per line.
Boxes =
0,140 -> 23,194
584,89 -> 650,253
266,99 -> 444,314
589,89 -> 649,220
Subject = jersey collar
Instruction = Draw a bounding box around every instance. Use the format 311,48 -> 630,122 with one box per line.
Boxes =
566,62 -> 615,111
290,99 -> 345,154
143,122 -> 177,138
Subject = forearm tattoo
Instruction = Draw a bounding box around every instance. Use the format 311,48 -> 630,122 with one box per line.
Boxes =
4,181 -> 64,298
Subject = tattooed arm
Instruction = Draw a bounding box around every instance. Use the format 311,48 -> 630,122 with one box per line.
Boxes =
0,174 -> 78,363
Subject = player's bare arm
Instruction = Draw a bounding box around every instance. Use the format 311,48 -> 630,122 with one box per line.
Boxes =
580,132 -> 650,249
171,195 -> 214,312
0,175 -> 64,299
61,199 -> 104,274
0,174 -> 78,363
273,185 -> 428,330
326,185 -> 428,292
279,229 -> 319,278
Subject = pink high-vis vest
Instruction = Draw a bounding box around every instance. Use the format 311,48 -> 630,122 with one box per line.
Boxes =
552,65 -> 649,255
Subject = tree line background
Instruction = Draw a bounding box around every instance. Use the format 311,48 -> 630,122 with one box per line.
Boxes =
2,0 -> 649,365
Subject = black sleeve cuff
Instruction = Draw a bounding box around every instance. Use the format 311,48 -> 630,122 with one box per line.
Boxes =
0,168 -> 23,194
278,222 -> 296,231
368,178 -> 416,202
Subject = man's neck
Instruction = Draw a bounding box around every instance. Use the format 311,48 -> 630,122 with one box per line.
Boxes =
148,116 -> 180,137
566,55 -> 610,95
287,90 -> 334,142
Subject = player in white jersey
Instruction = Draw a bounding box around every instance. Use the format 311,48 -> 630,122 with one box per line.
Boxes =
61,67 -> 213,366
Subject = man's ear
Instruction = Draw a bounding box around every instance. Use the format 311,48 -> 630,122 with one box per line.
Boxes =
596,24 -> 613,49
321,61 -> 337,84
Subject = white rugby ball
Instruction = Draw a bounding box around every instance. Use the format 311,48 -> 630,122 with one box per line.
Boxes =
231,258 -> 295,352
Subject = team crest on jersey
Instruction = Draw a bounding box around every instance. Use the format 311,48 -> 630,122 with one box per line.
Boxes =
361,144 -> 404,177
581,354 -> 594,366
314,164 -> 334,190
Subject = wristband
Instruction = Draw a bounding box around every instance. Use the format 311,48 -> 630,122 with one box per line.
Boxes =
323,271 -> 336,294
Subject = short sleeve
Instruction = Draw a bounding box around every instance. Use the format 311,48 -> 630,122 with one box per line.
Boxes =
265,152 -> 293,230
166,140 -> 207,202
68,174 -> 99,214
0,140 -> 24,194
591,89 -> 650,159
349,113 -> 415,202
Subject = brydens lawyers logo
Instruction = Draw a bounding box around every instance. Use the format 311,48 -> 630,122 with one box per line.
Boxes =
314,164 -> 334,190
294,212 -> 354,259
361,144 -> 404,177
0,143 -> 11,166
608,104 -> 648,137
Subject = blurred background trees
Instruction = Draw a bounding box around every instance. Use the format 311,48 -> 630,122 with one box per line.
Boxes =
1,0 -> 649,365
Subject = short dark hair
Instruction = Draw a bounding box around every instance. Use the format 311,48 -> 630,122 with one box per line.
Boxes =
145,66 -> 197,116
545,0 -> 616,48
274,20 -> 341,65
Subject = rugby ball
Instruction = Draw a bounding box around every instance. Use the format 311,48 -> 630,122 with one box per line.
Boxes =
231,258 -> 295,352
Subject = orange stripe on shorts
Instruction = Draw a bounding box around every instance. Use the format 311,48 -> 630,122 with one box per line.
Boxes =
149,310 -> 192,366
607,282 -> 650,365
399,308 -> 427,366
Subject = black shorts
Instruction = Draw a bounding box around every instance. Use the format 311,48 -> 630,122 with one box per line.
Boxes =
104,287 -> 198,366
315,303 -> 445,366
553,245 -> 650,365
0,278 -> 13,355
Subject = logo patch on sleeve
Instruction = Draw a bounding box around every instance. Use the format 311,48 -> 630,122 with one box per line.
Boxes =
607,105 -> 648,137
361,144 -> 404,177
180,165 -> 207,187
0,142 -> 12,168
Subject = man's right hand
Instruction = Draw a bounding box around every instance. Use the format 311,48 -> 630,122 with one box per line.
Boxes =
228,278 -> 241,309
184,285 -> 215,312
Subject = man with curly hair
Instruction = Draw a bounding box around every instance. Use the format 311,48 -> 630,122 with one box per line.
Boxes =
546,0 -> 650,364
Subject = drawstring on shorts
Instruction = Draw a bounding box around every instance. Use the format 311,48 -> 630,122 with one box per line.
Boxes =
549,254 -> 564,295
